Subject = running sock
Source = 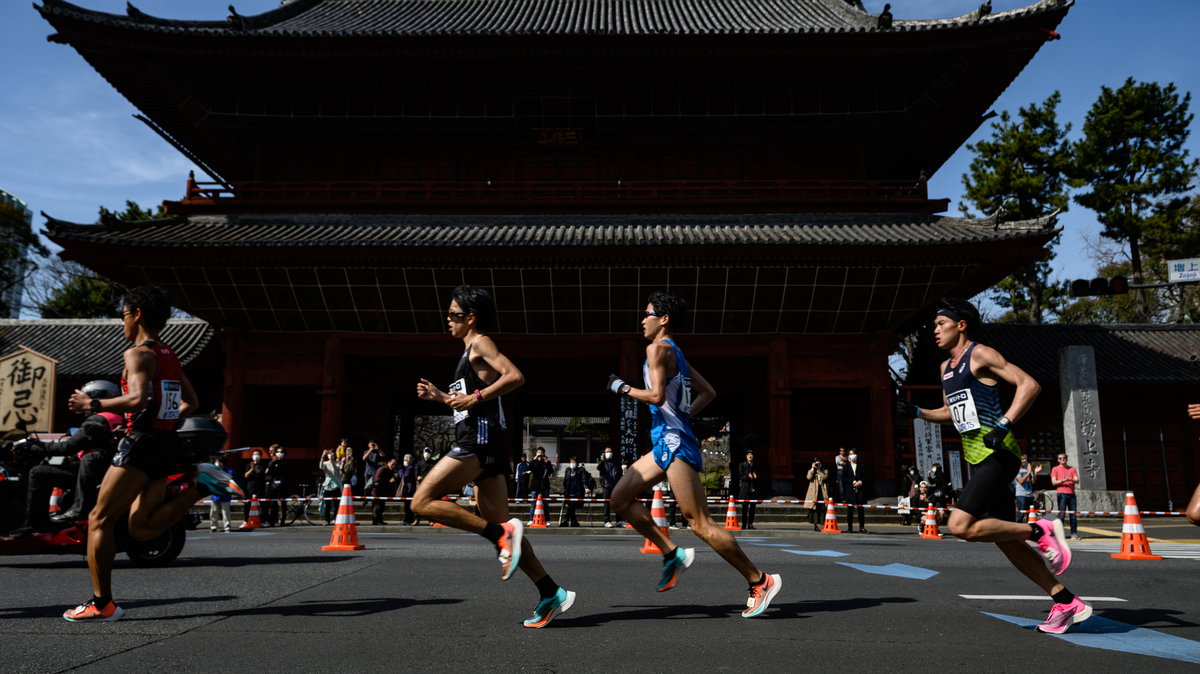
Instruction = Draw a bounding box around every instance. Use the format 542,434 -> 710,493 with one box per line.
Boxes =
480,522 -> 504,544
662,548 -> 676,564
1051,588 -> 1075,605
1028,522 -> 1045,541
534,575 -> 559,599
750,573 -> 768,588
94,594 -> 112,608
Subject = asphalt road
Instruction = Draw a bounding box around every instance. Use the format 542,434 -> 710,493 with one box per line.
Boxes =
2,522 -> 1199,673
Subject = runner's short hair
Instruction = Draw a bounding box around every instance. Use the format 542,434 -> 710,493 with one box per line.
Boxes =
123,285 -> 172,331
451,285 -> 497,332
647,290 -> 688,327
936,297 -> 981,336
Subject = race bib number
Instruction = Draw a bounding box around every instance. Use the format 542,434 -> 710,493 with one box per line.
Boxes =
157,380 -> 181,420
946,388 -> 980,433
448,378 -> 468,424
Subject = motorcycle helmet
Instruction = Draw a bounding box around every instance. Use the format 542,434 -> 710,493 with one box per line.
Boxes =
81,380 -> 120,400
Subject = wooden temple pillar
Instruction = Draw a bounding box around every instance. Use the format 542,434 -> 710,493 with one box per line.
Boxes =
318,335 -> 344,451
219,327 -> 244,451
768,337 -> 793,494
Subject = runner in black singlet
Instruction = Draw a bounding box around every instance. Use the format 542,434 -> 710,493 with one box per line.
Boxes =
414,285 -> 574,628
896,298 -> 1092,634
62,286 -> 242,622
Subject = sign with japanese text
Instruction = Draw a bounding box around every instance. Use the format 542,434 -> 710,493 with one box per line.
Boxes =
1168,258 -> 1200,282
618,395 -> 639,461
0,346 -> 57,433
948,450 -> 963,491
913,418 -> 944,477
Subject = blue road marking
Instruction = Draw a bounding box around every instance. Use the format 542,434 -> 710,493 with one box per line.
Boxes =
836,562 -> 939,580
750,543 -> 804,547
237,532 -> 275,537
984,613 -> 1200,665
783,549 -> 849,557
186,536 -> 211,541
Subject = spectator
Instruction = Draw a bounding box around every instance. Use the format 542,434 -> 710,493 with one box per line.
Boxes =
318,449 -> 342,525
1051,453 -> 1081,540
416,447 -> 434,485
912,481 -> 932,530
596,447 -> 624,528
264,444 -> 288,527
926,462 -> 952,524
845,450 -> 868,533
803,456 -> 830,531
527,447 -> 553,524
340,443 -> 359,496
209,455 -> 234,532
398,453 -> 418,525
560,457 -> 592,527
1187,404 -> 1200,526
738,450 -> 758,530
370,457 -> 398,525
514,452 -> 531,501
240,448 -> 267,529
899,464 -> 921,526
1013,454 -> 1041,522
834,447 -> 848,502
362,441 -> 384,492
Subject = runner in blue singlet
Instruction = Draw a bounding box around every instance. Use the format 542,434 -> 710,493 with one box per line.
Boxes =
607,291 -> 781,618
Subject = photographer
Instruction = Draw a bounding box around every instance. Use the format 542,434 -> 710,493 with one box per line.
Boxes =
926,463 -> 952,524
264,444 -> 288,527
803,456 -> 830,531
240,448 -> 267,527
318,448 -> 342,525
526,447 -> 552,524
7,380 -> 123,537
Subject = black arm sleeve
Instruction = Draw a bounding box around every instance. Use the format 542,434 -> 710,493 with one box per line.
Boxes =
39,415 -> 111,457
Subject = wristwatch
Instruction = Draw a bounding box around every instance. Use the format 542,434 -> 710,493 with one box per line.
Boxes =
997,415 -> 1011,428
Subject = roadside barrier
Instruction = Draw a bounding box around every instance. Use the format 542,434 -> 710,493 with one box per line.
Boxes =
723,496 -> 740,530
821,499 -> 840,534
640,488 -> 669,554
1111,492 -> 1162,561
322,485 -> 364,551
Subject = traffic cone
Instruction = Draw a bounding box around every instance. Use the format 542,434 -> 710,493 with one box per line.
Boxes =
530,494 -> 548,528
821,499 -> 841,533
48,487 -> 64,515
1026,504 -> 1037,523
1111,492 -> 1162,561
723,496 -> 741,530
241,497 -> 263,530
640,488 -> 670,554
919,503 -> 943,539
322,485 -> 365,551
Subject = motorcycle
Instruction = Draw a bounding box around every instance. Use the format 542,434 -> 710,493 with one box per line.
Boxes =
0,417 -> 227,567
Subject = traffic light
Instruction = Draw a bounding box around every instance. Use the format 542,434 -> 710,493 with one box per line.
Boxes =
1069,276 -> 1129,297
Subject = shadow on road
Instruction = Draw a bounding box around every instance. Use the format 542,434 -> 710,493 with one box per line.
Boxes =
556,596 -> 916,626
127,597 -> 464,621
1097,607 -> 1199,630
0,595 -> 239,620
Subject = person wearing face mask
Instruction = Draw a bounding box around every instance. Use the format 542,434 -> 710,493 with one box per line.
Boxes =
318,448 -> 343,525
240,448 -> 267,529
596,447 -> 623,528
514,453 -> 531,502
845,450 -> 868,534
416,447 -> 434,485
526,447 -> 553,524
398,453 -> 418,524
926,462 -> 952,524
264,444 -> 288,527
738,450 -> 758,530
559,457 -> 593,527
370,457 -> 398,525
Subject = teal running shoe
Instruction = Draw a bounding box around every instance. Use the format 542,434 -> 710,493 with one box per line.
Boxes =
523,587 -> 576,628
196,463 -> 245,499
657,546 -> 695,592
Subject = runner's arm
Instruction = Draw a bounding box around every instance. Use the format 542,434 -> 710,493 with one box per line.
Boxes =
68,347 -> 155,415
688,365 -> 716,416
447,336 -> 524,411
625,341 -> 672,406
973,344 -> 1041,425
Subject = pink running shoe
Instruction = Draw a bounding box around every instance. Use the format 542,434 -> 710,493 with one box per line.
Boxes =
1034,518 -> 1072,575
1037,596 -> 1092,634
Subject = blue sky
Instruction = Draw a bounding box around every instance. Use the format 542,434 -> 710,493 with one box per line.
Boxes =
2,0 -> 1198,318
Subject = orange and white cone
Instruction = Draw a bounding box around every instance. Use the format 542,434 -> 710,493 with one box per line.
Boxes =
919,503 -> 943,539
48,487 -> 64,515
821,499 -> 841,534
640,488 -> 670,554
322,485 -> 365,551
530,494 -> 548,528
241,497 -> 263,530
1026,504 -> 1037,523
1111,492 -> 1162,560
723,496 -> 741,530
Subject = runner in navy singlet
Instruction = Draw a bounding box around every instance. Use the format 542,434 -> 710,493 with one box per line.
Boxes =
607,291 -> 781,618
896,297 -> 1092,634
414,285 -> 574,628
62,286 -> 242,623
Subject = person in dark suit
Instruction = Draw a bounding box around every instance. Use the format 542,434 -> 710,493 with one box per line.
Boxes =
738,451 -> 758,530
845,450 -> 868,533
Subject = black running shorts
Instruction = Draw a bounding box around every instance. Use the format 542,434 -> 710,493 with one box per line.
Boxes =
111,429 -> 180,481
955,448 -> 1020,522
446,441 -> 511,481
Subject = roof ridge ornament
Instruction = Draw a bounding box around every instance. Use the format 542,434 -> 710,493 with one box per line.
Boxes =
876,3 -> 893,30
977,1 -> 992,21
227,5 -> 246,32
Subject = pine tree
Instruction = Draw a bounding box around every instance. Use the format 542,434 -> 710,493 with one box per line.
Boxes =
961,92 -> 1071,323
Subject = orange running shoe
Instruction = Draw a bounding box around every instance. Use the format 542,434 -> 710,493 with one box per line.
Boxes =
498,517 -> 523,581
741,573 -> 782,618
63,598 -> 124,622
